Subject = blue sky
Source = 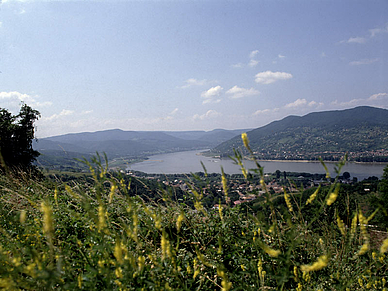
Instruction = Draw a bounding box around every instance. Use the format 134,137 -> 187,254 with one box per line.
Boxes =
0,0 -> 387,138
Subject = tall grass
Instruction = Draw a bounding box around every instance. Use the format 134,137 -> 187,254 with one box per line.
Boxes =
0,136 -> 387,290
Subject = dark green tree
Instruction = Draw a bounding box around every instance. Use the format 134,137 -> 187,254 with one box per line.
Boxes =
0,104 -> 40,171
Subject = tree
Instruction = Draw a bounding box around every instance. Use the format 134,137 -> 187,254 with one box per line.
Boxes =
0,104 -> 40,171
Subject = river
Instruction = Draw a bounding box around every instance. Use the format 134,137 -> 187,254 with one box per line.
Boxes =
128,150 -> 387,180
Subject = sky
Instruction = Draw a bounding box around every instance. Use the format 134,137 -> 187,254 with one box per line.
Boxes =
0,0 -> 387,138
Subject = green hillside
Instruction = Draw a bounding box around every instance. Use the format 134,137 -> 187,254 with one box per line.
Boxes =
213,106 -> 388,161
33,128 -> 248,169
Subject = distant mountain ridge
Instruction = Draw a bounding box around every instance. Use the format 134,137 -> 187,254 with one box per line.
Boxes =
213,106 -> 388,162
33,128 -> 250,169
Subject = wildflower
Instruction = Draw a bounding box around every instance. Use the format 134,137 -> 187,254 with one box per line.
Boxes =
54,187 -> 58,205
20,210 -> 26,224
161,231 -> 171,260
109,183 -> 117,203
114,241 -> 124,264
115,267 -> 123,278
241,132 -> 249,149
193,269 -> 200,279
98,205 -> 106,231
300,255 -> 328,272
284,188 -> 293,212
293,266 -> 298,282
327,184 -> 340,206
138,256 -> 145,271
78,274 -> 82,288
41,201 -> 54,237
263,245 -> 281,257
358,242 -> 370,256
306,185 -> 320,205
350,212 -> 358,240
336,214 -> 346,236
176,212 -> 185,232
380,237 -> 388,253
217,269 -> 232,291
221,168 -> 228,198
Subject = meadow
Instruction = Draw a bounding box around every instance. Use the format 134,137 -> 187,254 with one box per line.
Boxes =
0,135 -> 387,290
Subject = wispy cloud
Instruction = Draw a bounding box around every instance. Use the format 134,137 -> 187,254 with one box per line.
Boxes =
369,23 -> 388,37
180,78 -> 209,89
349,58 -> 379,66
253,108 -> 273,115
248,59 -> 259,67
193,110 -> 221,120
0,91 -> 52,112
226,86 -> 259,99
255,71 -> 293,84
278,54 -> 285,59
249,50 -> 259,59
340,23 -> 388,44
201,86 -> 223,104
331,92 -> 388,108
43,109 -> 75,121
284,98 -> 323,109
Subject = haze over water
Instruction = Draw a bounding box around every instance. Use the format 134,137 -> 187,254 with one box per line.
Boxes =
129,150 -> 387,181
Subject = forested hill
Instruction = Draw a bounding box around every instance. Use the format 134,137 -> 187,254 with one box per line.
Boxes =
213,106 -> 388,162
33,128 -> 249,169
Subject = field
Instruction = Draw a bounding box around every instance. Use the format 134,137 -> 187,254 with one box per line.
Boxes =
0,142 -> 387,290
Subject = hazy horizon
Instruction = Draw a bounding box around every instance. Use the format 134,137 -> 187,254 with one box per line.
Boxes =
1,0 -> 387,138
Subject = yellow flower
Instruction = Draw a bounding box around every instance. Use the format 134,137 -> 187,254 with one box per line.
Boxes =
336,214 -> 346,236
263,245 -> 281,257
284,189 -> 293,212
41,201 -> 54,236
241,133 -> 249,149
327,184 -> 340,206
380,237 -> 388,254
306,185 -> 320,205
300,255 -> 328,272
176,212 -> 185,232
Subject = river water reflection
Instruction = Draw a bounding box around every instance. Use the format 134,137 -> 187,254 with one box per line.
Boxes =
129,150 -> 387,180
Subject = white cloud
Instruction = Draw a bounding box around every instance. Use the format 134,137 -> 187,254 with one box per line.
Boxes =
284,98 -> 307,108
367,93 -> 388,101
369,23 -> 388,37
331,92 -> 388,108
81,110 -> 93,115
284,99 -> 323,109
248,59 -> 259,67
255,71 -> 293,84
349,58 -> 379,66
278,54 -> 285,59
0,91 -> 52,112
201,86 -> 223,104
180,78 -> 208,89
249,50 -> 259,59
253,108 -> 271,115
193,110 -> 222,120
226,85 -> 259,99
44,109 -> 74,121
346,36 -> 367,44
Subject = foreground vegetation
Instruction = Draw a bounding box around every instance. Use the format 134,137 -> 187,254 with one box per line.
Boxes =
0,137 -> 388,290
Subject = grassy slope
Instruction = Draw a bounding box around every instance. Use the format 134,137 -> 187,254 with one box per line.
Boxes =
0,156 -> 387,290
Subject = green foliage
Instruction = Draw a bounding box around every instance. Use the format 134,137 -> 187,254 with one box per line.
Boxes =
0,104 -> 40,171
0,148 -> 387,290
